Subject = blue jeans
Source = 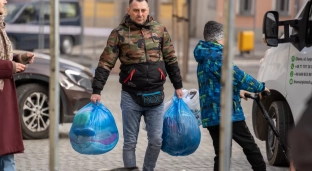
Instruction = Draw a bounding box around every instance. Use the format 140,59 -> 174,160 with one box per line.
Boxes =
120,91 -> 164,171
0,154 -> 15,171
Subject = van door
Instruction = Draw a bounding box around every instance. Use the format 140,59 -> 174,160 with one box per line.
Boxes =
285,10 -> 312,123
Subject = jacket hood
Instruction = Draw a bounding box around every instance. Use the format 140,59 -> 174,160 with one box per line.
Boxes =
193,40 -> 223,63
120,14 -> 158,30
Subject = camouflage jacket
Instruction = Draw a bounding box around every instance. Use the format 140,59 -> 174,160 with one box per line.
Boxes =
92,15 -> 183,95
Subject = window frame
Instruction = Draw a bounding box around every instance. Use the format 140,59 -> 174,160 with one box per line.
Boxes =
276,0 -> 290,16
238,0 -> 254,16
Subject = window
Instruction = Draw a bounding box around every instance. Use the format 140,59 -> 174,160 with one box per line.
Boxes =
5,3 -> 24,22
306,5 -> 312,45
37,2 -> 79,21
59,3 -> 78,19
161,0 -> 172,4
239,0 -> 253,16
16,4 -> 37,24
276,0 -> 290,16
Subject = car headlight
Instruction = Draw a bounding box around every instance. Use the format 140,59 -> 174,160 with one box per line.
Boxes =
65,69 -> 92,90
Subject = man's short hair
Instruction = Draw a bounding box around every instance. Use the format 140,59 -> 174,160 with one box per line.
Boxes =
129,0 -> 148,5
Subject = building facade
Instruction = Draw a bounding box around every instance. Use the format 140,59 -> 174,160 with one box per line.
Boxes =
9,0 -> 307,42
192,0 -> 306,41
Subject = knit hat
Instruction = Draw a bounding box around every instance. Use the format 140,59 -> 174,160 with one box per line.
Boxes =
203,21 -> 224,42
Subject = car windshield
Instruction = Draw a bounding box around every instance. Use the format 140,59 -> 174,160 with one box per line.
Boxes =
4,3 -> 24,22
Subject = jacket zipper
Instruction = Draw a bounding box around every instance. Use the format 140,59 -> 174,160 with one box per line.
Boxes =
123,69 -> 136,83
158,68 -> 166,80
141,29 -> 149,89
141,30 -> 148,61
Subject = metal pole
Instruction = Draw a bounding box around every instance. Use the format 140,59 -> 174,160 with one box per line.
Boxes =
219,0 -> 235,170
154,0 -> 161,22
38,0 -> 44,52
253,0 -> 257,55
79,0 -> 84,61
182,2 -> 189,81
176,1 -> 181,66
114,0 -> 121,26
149,0 -> 156,19
49,0 -> 60,170
93,0 -> 97,55
172,0 -> 176,47
296,0 -> 300,14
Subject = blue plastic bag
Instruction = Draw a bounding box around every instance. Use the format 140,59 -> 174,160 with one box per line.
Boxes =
69,102 -> 119,155
161,94 -> 201,156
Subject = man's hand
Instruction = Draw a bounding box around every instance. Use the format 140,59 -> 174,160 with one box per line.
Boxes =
240,90 -> 251,101
175,88 -> 183,99
90,94 -> 101,104
15,63 -> 26,73
259,87 -> 270,99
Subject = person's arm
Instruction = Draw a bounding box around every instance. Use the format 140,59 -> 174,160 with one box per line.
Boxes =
0,60 -> 15,79
92,29 -> 120,95
162,26 -> 183,90
13,52 -> 34,64
204,53 -> 264,93
232,65 -> 264,93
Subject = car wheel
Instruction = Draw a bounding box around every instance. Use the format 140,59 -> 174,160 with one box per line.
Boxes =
265,101 -> 292,166
60,36 -> 73,55
17,84 -> 50,139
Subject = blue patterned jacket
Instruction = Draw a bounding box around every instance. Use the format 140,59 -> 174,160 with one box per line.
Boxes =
193,40 -> 265,128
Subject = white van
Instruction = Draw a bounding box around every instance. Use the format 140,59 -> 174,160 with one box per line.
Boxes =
252,0 -> 312,166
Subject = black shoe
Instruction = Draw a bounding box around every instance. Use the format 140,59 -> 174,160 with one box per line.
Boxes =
108,167 -> 139,171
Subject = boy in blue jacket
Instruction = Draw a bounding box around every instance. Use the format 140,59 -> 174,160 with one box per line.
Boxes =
194,21 -> 269,171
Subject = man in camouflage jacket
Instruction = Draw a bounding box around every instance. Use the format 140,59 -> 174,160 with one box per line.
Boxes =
90,0 -> 183,170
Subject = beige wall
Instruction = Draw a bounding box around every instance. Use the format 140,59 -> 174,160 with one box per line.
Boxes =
82,0 -> 186,32
80,0 -> 305,41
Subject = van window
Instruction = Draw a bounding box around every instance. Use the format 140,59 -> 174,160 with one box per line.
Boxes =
5,3 -> 23,22
5,2 -> 79,23
16,4 -> 37,24
40,2 -> 79,21
292,8 -> 306,35
60,3 -> 78,19
306,6 -> 312,45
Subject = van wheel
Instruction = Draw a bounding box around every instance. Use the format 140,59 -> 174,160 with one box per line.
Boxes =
265,101 -> 293,166
17,84 -> 50,139
60,36 -> 73,55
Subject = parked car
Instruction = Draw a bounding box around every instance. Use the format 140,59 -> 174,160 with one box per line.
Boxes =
13,50 -> 92,139
252,0 -> 312,166
5,0 -> 82,54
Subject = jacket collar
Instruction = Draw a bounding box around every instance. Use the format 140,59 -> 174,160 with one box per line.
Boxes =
120,14 -> 154,30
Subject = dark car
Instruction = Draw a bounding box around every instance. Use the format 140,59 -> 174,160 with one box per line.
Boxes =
13,50 -> 92,139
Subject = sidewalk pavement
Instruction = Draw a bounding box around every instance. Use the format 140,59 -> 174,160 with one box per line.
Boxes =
19,36 -> 287,171
50,69 -> 287,171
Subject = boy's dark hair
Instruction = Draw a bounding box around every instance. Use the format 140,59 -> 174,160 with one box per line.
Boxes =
203,21 -> 224,42
129,0 -> 148,5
